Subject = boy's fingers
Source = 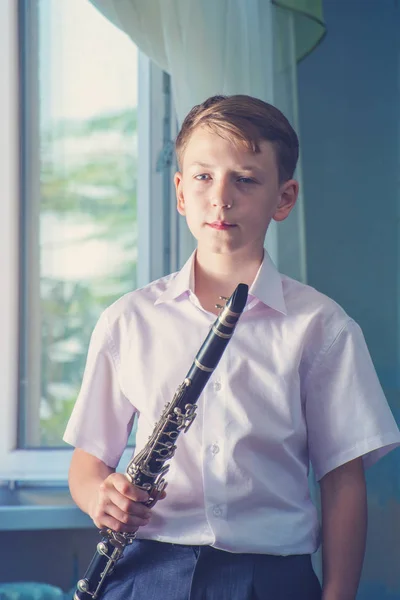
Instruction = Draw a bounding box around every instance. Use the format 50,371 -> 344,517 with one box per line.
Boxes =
105,503 -> 151,529
93,508 -> 150,534
110,473 -> 149,503
111,491 -> 152,520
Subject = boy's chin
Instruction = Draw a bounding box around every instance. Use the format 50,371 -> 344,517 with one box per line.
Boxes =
196,240 -> 241,255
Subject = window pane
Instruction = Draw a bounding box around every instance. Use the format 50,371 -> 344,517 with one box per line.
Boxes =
20,0 -> 138,448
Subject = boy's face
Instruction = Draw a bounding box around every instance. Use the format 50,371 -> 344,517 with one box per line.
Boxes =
174,126 -> 298,258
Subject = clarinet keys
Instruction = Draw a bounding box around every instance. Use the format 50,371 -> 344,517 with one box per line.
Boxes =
174,403 -> 197,431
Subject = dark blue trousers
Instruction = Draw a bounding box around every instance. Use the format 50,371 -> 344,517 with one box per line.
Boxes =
101,539 -> 322,600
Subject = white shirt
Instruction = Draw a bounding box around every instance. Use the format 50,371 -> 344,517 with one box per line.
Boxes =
64,251 -> 400,555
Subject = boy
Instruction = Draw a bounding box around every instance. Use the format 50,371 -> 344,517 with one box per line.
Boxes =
64,95 -> 400,600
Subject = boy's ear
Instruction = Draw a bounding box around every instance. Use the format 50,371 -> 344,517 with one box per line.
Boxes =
273,179 -> 299,222
174,172 -> 186,216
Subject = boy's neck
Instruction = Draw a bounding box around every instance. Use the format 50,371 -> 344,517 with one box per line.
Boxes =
193,248 -> 264,310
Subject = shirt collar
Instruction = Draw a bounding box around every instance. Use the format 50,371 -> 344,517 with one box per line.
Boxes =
249,252 -> 287,315
154,252 -> 195,305
155,250 -> 287,315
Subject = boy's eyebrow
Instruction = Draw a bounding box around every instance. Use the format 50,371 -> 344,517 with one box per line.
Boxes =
189,161 -> 261,173
188,161 -> 214,169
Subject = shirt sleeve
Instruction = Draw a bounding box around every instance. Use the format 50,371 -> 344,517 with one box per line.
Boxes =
305,319 -> 400,481
63,309 -> 136,468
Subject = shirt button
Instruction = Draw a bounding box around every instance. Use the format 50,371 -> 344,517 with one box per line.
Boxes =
210,443 -> 220,455
213,381 -> 222,392
213,505 -> 223,517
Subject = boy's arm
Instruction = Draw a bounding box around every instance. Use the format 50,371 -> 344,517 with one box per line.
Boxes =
68,448 -> 152,532
320,457 -> 367,600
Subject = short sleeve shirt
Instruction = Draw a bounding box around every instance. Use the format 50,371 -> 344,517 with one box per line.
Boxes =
64,251 -> 400,554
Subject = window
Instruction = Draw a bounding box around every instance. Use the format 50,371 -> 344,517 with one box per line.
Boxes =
0,0 -> 176,480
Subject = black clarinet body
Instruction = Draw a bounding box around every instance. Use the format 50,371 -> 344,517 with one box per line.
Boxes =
74,283 -> 248,599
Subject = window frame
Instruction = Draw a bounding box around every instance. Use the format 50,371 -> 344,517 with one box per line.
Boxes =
0,0 -> 175,482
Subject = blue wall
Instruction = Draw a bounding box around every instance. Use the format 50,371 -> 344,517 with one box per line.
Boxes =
298,0 -> 400,597
0,528 -> 98,591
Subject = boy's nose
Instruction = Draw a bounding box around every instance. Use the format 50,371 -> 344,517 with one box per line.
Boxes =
211,181 -> 233,208
212,199 -> 232,208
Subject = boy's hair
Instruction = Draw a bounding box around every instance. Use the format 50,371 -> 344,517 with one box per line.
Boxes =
175,94 -> 299,183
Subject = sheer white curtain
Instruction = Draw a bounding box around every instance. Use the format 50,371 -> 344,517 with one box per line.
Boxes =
272,1 -> 325,281
90,0 -> 325,280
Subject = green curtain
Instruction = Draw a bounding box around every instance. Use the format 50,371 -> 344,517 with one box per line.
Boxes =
274,0 -> 326,60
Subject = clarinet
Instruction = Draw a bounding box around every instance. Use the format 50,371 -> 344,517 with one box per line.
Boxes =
74,282 -> 248,600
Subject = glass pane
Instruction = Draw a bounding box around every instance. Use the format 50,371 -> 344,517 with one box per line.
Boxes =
20,0 -> 138,447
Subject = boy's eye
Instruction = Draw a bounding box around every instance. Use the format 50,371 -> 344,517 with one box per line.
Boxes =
194,174 -> 210,181
237,177 -> 255,184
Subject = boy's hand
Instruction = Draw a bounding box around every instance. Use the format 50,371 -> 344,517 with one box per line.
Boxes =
89,472 -> 156,533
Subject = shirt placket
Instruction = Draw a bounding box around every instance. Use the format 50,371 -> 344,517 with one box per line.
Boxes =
201,351 -> 229,539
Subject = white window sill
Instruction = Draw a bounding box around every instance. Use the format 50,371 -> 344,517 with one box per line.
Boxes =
0,483 -> 94,531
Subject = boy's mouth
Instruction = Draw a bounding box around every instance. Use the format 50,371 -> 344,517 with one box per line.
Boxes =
207,221 -> 236,230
